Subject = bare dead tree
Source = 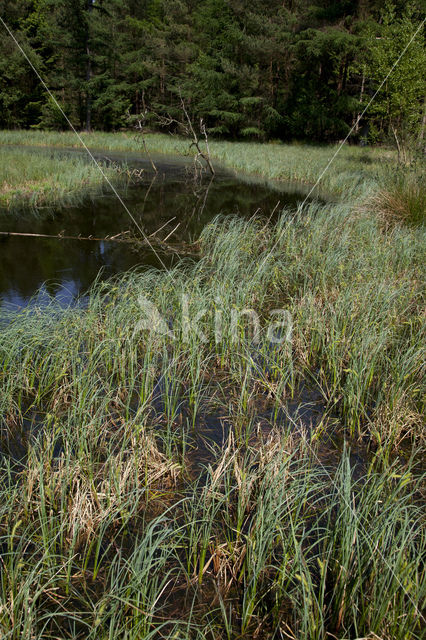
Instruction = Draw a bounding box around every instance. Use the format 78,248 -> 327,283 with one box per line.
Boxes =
127,110 -> 158,173
128,99 -> 215,176
200,119 -> 213,171
180,99 -> 215,175
184,174 -> 214,231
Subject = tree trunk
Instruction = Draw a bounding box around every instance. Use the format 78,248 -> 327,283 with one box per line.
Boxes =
391,123 -> 401,164
355,68 -> 365,133
337,59 -> 344,96
85,0 -> 93,132
85,43 -> 92,131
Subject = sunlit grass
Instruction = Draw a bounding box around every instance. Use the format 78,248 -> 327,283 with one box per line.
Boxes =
368,166 -> 426,226
0,129 -> 400,198
0,146 -> 125,212
0,129 -> 424,638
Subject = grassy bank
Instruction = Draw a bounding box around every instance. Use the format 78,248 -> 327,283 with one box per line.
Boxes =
0,130 -> 425,637
0,129 -> 400,200
0,145 -> 126,212
1,425 -> 423,639
1,197 -> 425,637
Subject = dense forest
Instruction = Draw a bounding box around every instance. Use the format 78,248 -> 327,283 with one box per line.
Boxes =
1,0 -> 425,144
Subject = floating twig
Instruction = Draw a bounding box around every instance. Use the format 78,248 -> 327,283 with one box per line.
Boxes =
0,229 -> 199,256
0,230 -> 133,242
148,217 -> 176,238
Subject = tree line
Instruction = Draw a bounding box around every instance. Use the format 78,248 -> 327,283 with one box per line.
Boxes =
1,0 -> 424,146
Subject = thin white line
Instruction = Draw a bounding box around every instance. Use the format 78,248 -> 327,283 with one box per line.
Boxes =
0,16 -> 170,272
300,17 -> 426,207
255,17 -> 426,278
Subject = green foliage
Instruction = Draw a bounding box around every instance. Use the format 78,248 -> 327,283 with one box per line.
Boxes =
360,2 -> 426,153
0,0 -> 425,143
0,167 -> 425,635
371,165 -> 426,225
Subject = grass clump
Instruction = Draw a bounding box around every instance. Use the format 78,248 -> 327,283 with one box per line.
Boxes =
0,146 -> 126,212
368,167 -> 426,226
0,413 -> 182,638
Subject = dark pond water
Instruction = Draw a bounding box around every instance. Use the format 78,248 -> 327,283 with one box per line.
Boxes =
0,148 -> 314,310
0,148 -> 387,479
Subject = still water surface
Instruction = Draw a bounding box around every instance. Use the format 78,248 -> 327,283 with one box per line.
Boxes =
0,149 -> 374,474
0,148 -> 312,310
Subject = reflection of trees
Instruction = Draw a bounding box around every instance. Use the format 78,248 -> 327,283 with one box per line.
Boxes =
184,175 -> 215,233
0,237 -> 142,301
0,171 -> 308,304
137,173 -> 157,222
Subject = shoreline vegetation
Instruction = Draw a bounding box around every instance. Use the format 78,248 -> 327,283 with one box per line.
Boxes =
0,132 -> 425,638
1,130 -> 424,227
0,129 -> 407,211
0,143 -> 129,212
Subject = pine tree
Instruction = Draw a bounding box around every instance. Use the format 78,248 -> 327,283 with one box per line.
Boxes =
0,0 -> 424,142
360,2 -> 426,157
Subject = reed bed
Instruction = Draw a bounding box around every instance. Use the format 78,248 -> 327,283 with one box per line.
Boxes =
0,192 -> 425,637
2,203 -> 423,443
0,129 -> 399,199
366,166 -> 426,226
0,146 -> 126,212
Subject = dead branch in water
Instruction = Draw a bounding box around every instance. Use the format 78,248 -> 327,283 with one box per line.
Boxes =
127,109 -> 158,173
0,227 -> 198,255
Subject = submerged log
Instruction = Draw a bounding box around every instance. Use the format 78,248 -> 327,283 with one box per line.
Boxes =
0,229 -> 199,256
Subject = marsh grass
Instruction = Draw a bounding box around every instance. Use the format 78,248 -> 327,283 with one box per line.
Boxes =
368,167 -> 426,226
0,146 -> 127,212
182,436 -> 425,640
0,130 -> 424,638
0,196 -> 425,637
0,424 -> 424,639
0,203 -> 423,444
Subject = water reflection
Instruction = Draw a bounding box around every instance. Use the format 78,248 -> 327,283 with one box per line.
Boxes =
0,151 -> 313,309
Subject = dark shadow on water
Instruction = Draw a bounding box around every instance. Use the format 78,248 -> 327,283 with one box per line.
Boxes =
0,148 -> 319,310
